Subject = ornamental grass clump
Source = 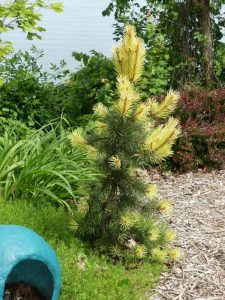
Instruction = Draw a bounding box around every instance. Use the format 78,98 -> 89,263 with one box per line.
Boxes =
70,25 -> 181,263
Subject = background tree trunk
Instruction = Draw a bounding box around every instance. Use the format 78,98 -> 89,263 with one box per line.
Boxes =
179,0 -> 192,86
197,0 -> 214,84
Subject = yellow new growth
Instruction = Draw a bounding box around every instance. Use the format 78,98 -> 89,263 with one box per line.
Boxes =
108,155 -> 121,170
117,75 -> 139,100
116,75 -> 139,117
152,248 -> 167,262
95,121 -> 108,134
85,145 -> 99,158
134,245 -> 147,259
120,213 -> 135,230
69,128 -> 87,147
68,23 -> 182,261
168,248 -> 181,261
145,184 -> 157,199
94,102 -> 108,118
158,199 -> 172,214
113,25 -> 145,83
148,228 -> 159,241
77,197 -> 89,215
144,117 -> 181,163
148,90 -> 180,119
133,103 -> 149,122
164,229 -> 176,242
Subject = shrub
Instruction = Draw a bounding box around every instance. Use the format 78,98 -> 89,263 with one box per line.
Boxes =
0,49 -> 116,127
171,88 -> 225,172
0,47 -> 71,127
69,25 -> 181,263
68,51 -> 116,124
0,119 -> 98,206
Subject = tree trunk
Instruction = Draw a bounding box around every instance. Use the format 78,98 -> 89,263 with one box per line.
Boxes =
179,0 -> 192,86
197,0 -> 214,85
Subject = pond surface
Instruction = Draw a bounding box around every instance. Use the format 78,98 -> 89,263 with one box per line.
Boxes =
3,0 -> 114,70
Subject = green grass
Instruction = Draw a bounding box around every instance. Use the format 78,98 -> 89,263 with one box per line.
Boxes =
0,198 -> 162,300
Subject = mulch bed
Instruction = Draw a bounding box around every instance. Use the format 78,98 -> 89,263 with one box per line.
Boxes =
140,169 -> 225,300
4,283 -> 45,300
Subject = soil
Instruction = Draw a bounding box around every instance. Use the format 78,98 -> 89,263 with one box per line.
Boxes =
140,169 -> 225,300
4,283 -> 45,300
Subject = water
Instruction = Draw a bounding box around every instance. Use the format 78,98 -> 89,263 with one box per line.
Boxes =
2,0 -> 114,70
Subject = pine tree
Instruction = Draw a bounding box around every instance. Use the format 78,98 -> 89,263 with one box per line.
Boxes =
69,25 -> 181,263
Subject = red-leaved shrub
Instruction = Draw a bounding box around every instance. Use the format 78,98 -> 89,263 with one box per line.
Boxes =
171,88 -> 225,172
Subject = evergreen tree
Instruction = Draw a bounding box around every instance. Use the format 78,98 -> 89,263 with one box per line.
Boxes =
70,25 -> 181,263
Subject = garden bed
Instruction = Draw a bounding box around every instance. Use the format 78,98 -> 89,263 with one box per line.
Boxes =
141,169 -> 225,299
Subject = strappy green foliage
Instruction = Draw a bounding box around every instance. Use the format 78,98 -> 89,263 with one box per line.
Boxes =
0,119 -> 97,207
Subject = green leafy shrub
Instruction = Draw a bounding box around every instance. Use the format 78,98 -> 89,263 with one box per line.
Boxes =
0,0 -> 63,58
0,47 -> 71,127
0,198 -> 162,300
0,119 -> 97,206
0,49 -> 115,127
170,88 -> 225,172
0,48 -> 116,127
70,25 -> 181,263
140,23 -> 171,96
68,51 -> 116,124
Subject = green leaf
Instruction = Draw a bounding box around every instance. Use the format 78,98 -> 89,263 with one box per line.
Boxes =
27,32 -> 42,40
50,2 -> 63,13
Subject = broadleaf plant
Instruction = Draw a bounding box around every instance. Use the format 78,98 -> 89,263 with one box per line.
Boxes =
0,0 -> 63,59
70,25 -> 181,263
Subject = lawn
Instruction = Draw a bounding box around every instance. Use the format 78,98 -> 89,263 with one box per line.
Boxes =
0,198 -> 162,300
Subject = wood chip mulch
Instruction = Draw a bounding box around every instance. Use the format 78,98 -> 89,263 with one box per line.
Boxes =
142,169 -> 225,300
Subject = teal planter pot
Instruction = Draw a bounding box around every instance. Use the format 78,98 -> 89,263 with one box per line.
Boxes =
0,225 -> 61,300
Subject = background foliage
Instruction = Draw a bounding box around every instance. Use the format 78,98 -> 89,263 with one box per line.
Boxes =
0,49 -> 116,127
0,47 -> 70,127
68,51 -> 116,124
0,0 -> 63,58
103,0 -> 225,87
171,88 -> 225,172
